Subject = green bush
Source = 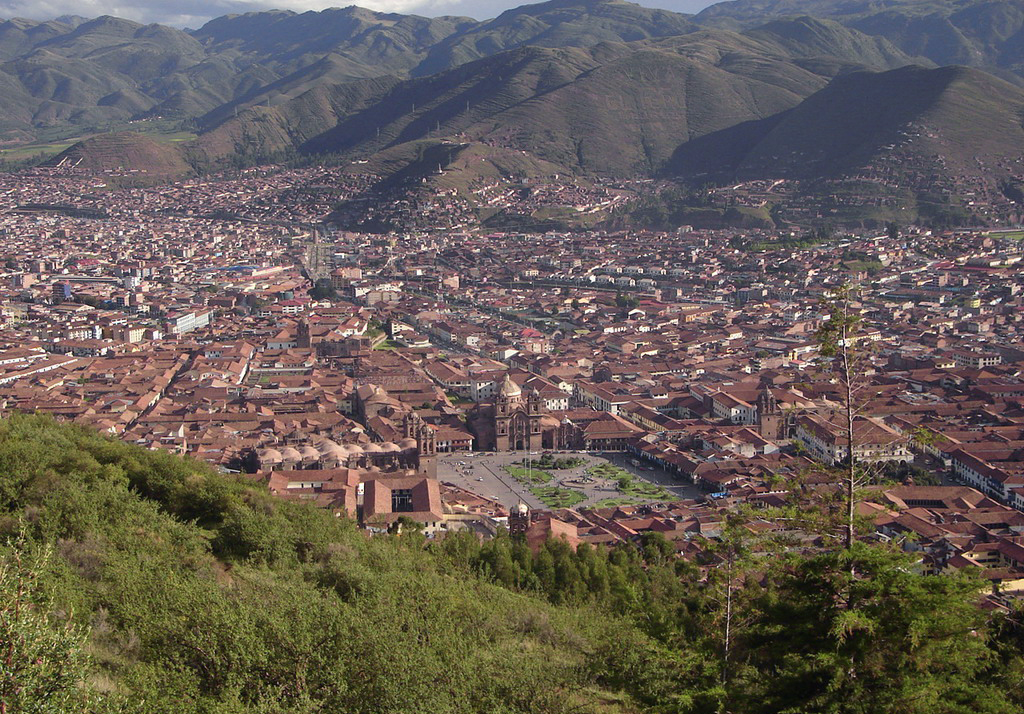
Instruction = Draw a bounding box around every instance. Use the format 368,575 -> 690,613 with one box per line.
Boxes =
1,414 -> 1020,714
0,415 -> 649,713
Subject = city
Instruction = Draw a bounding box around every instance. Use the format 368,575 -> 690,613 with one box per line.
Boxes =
1,161 -> 1022,609
4,2 -> 1024,710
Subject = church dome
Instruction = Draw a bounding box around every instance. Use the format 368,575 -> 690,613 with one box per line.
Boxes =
280,446 -> 302,462
317,439 -> 344,457
398,437 -> 418,451
498,373 -> 521,399
258,448 -> 283,464
365,385 -> 389,404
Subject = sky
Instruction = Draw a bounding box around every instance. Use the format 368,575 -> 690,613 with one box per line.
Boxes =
0,0 -> 718,29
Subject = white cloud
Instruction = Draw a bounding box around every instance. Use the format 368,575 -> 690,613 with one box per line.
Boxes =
0,0 -> 714,29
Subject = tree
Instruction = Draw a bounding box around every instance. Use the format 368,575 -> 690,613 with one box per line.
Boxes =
816,283 -> 868,554
0,536 -> 119,714
989,604 -> 1024,710
308,279 -> 336,301
614,291 -> 638,311
702,519 -> 757,692
742,544 -> 1014,714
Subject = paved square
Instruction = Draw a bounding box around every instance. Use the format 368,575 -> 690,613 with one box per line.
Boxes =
437,450 -> 705,510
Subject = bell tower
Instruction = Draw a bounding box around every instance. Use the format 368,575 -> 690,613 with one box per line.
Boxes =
404,412 -> 437,478
757,386 -> 782,441
527,388 -> 542,415
296,319 -> 312,348
509,502 -> 530,536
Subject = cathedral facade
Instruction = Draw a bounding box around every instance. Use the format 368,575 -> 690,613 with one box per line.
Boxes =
493,374 -> 545,451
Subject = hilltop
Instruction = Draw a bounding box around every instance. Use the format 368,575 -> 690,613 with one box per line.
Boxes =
45,132 -> 193,178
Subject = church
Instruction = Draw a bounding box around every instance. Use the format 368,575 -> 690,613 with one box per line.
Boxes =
468,373 -> 645,452
471,373 -> 547,451
494,373 -> 545,451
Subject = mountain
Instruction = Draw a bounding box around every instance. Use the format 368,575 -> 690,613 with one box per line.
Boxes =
664,63 -> 1024,225
0,8 -> 467,134
412,0 -> 698,75
0,16 -> 83,60
0,1 -> 706,139
0,14 -> 264,127
196,17 -> 926,176
192,0 -> 698,79
192,75 -> 401,167
668,63 -> 1024,180
0,0 -> 935,150
744,15 -> 926,68
0,0 -> 1021,228
192,6 -> 476,78
695,0 -> 1024,81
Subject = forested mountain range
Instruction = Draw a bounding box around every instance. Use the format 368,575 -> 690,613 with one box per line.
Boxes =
4,0 -> 1024,226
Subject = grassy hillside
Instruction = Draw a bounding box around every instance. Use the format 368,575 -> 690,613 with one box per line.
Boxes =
0,1 -> 700,140
192,76 -> 402,168
0,414 -> 660,713
45,132 -> 193,178
1,0 -> 1024,164
204,20 -> 921,176
1,415 -> 1023,713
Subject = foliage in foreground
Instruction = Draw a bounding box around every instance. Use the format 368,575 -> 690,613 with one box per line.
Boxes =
0,414 -> 652,713
1,413 -> 1022,713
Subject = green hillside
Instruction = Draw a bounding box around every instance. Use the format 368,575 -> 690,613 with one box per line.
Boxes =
200,18 -> 924,176
2,415 -> 1023,713
0,0 -> 931,149
3,1 -> 1024,226
696,0 -> 1024,79
45,131 -> 194,178
192,76 -> 402,168
0,1 -> 703,142
0,414 -> 653,713
668,64 -> 1024,181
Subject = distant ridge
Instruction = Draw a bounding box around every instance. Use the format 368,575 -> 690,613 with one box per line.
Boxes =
695,0 -> 1024,82
196,16 -> 926,175
3,0 -> 1024,227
